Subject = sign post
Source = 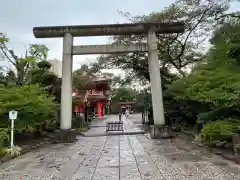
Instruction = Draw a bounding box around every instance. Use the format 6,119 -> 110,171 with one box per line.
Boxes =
9,110 -> 18,148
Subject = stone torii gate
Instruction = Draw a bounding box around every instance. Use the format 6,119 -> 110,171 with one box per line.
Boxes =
33,22 -> 184,139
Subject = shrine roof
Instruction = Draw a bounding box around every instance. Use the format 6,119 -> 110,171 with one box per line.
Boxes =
72,93 -> 108,102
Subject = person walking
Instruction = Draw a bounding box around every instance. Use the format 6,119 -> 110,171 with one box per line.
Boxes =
125,108 -> 130,120
118,111 -> 122,122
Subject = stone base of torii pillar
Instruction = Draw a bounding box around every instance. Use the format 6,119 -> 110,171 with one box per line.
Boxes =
53,129 -> 77,144
149,125 -> 173,139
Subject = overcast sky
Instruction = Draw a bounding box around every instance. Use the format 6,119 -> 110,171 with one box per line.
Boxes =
0,0 -> 176,71
0,0 -> 239,72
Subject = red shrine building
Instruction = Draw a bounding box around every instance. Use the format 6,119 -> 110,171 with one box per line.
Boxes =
72,76 -> 110,118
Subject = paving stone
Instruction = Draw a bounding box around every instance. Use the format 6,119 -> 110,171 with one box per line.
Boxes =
98,156 -> 119,167
164,177 -> 188,180
7,159 -> 32,171
58,158 -> 82,178
27,159 -> 53,169
120,155 -> 136,166
92,167 -> 119,180
132,149 -> 147,156
135,155 -> 152,165
120,150 -> 134,158
71,167 -> 95,180
120,144 -> 132,150
101,149 -> 119,157
104,145 -> 119,150
151,155 -> 173,167
35,168 -> 61,180
88,150 -> 102,157
120,165 -> 141,180
138,162 -> 164,180
81,156 -> 99,167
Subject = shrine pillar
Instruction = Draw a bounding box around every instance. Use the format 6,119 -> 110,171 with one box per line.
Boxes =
101,103 -> 105,116
60,33 -> 73,130
97,101 -> 102,118
147,31 -> 165,125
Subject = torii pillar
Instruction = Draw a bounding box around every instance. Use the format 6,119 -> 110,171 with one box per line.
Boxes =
61,33 -> 73,130
147,30 -> 172,138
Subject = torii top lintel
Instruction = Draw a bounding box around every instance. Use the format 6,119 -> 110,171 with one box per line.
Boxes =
33,22 -> 185,38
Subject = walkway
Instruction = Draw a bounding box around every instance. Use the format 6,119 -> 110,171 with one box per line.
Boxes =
85,114 -> 145,136
0,114 -> 240,180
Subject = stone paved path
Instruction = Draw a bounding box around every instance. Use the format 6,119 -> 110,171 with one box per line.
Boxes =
85,114 -> 145,136
0,114 -> 240,180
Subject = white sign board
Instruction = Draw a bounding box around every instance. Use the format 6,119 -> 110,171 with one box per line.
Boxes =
9,110 -> 18,120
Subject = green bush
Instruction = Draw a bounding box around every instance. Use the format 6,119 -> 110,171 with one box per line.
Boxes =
0,147 -> 8,155
0,146 -> 22,157
200,120 -> 240,147
0,85 -> 57,133
197,108 -> 240,123
0,128 -> 9,147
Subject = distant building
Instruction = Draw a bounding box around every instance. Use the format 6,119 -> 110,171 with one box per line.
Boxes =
72,76 -> 110,118
48,59 -> 62,77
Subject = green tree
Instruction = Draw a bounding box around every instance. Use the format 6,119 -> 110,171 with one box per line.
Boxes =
72,68 -> 95,91
166,20 -> 240,125
133,88 -> 152,112
0,85 -> 57,133
111,87 -> 136,102
30,60 -> 60,102
0,33 -> 49,85
93,0 -> 239,86
30,60 -> 57,84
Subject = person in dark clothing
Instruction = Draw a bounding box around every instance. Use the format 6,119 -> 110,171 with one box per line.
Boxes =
119,111 -> 122,121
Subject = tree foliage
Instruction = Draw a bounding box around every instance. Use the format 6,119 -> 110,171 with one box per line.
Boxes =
93,0 -> 239,87
200,120 -> 240,147
167,21 -> 240,107
0,85 -> 57,133
0,34 -> 60,146
29,60 -> 60,102
111,87 -> 136,102
0,33 -> 49,85
72,68 -> 95,91
165,19 -> 240,146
